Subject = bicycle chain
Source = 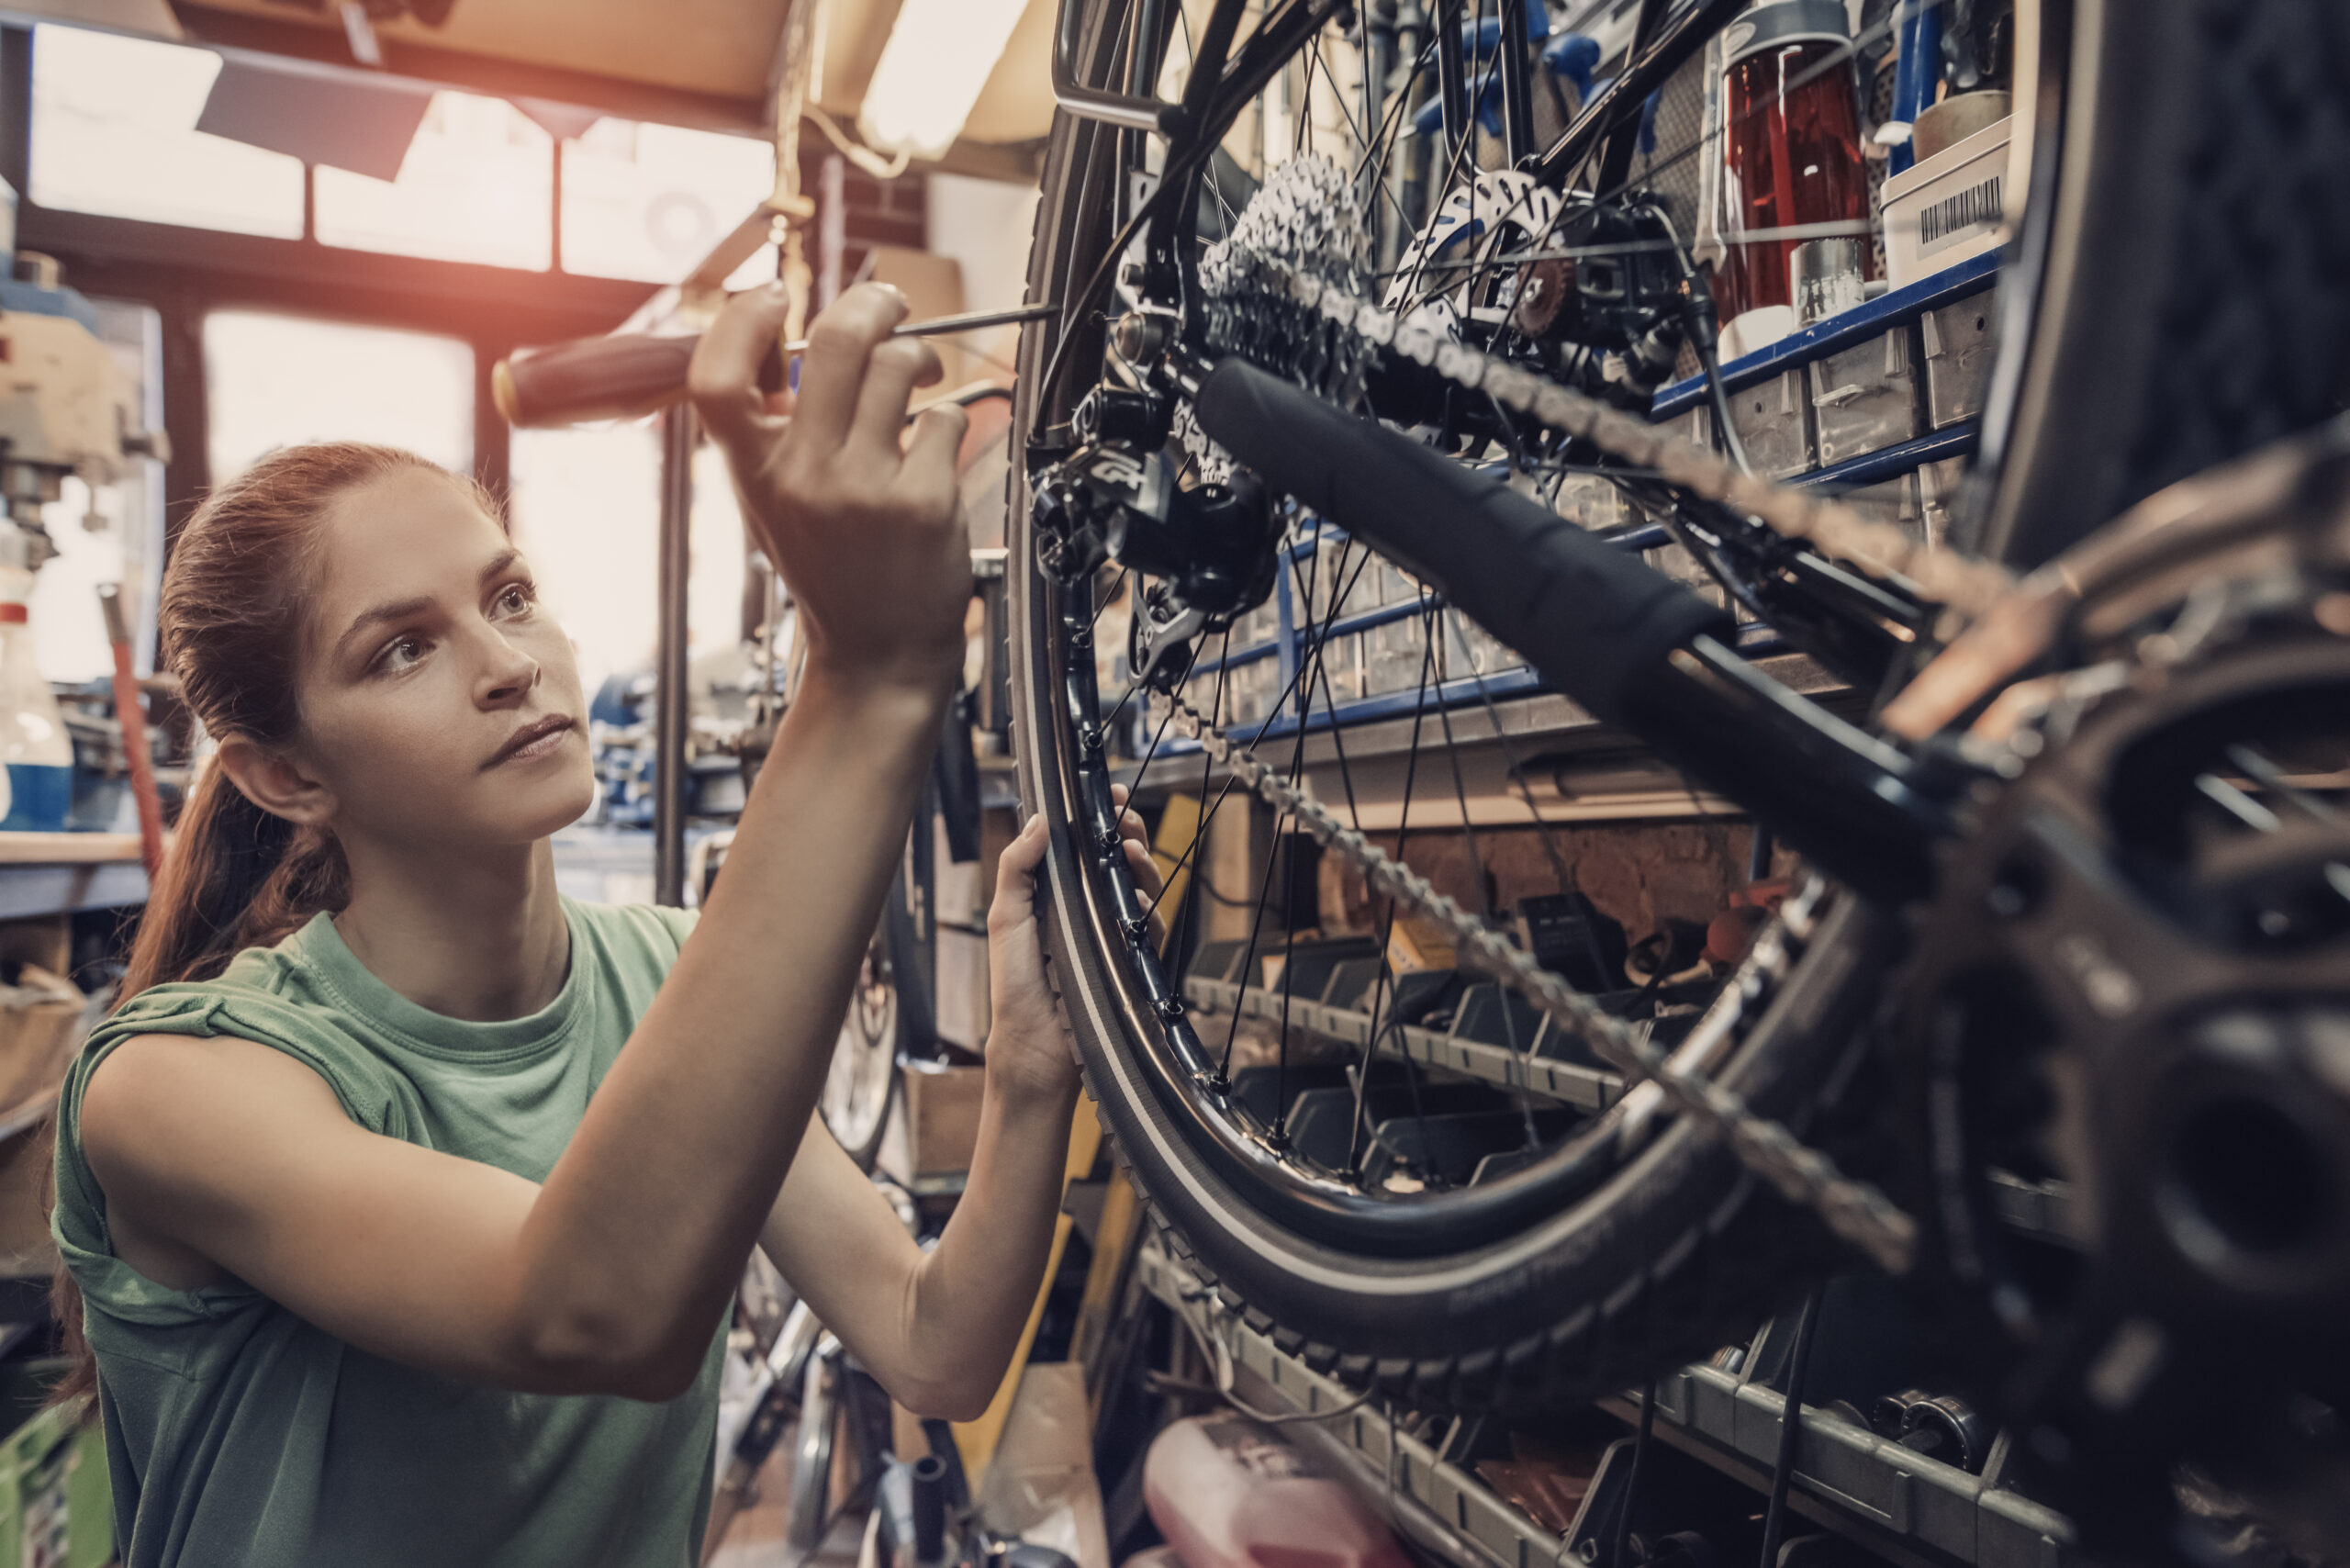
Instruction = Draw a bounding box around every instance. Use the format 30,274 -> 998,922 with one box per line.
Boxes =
1156,685 -> 1919,1274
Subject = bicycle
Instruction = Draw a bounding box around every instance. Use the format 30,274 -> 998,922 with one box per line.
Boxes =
1002,0 -> 2350,1557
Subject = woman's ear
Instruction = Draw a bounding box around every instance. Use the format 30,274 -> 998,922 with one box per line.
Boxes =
215,735 -> 338,829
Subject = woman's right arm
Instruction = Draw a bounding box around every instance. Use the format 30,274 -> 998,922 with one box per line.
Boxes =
76,283 -> 973,1399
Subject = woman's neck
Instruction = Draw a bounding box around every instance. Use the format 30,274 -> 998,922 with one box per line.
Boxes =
330,836 -> 570,1023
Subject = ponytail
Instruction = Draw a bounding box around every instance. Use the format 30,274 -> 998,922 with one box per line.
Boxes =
117,756 -> 350,999
48,442 -> 502,1412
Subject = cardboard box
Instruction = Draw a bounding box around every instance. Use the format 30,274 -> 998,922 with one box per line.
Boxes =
0,967 -> 81,1116
880,1061 -> 987,1181
935,924 -> 990,1052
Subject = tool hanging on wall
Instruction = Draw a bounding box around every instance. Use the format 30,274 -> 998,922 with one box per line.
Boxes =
96,585 -> 163,880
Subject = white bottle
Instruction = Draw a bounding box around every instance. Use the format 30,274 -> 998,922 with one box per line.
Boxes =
0,543 -> 71,832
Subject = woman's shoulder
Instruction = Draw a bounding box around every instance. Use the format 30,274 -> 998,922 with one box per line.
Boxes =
565,896 -> 698,966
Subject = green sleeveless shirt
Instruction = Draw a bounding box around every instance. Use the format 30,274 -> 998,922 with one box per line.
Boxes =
50,897 -> 728,1568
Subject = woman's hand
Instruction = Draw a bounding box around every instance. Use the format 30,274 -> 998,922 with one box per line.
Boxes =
688,282 -> 970,697
985,786 -> 1163,1101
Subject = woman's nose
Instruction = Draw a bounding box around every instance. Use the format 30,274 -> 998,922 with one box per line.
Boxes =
476,629 -> 542,707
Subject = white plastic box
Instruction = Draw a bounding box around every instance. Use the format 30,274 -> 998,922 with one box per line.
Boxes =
1881,115 -> 2012,289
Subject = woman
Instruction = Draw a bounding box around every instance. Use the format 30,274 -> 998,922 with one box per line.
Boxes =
48,282 -> 1159,1566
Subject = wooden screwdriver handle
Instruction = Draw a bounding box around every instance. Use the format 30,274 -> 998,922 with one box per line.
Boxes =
492,333 -> 782,429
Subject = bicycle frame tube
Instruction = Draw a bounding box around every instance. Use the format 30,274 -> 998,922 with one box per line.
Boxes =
1053,0 -> 1192,133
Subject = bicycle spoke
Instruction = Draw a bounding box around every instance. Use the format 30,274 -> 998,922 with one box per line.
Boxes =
1344,591 -> 1443,1174
1170,632 -> 1234,951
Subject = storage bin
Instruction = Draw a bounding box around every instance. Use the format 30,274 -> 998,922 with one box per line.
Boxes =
1228,595 -> 1281,653
1808,327 -> 1920,465
1664,404 -> 1709,449
1919,456 -> 1970,551
1923,293 -> 1999,428
1300,533 -> 1376,630
1315,633 -> 1367,706
1724,367 -> 1814,479
1830,471 -> 1926,543
1219,654 -> 1280,728
1361,615 -> 1430,698
1441,609 -> 1521,681
1367,555 -> 1418,610
1882,115 -> 2012,288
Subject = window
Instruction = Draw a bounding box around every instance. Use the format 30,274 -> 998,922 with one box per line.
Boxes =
560,118 -> 776,286
315,92 -> 554,270
506,427 -> 753,706
204,313 -> 474,485
508,424 -> 662,703
29,25 -> 305,238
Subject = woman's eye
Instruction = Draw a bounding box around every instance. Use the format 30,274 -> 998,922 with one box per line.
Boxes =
378,635 -> 426,672
496,583 -> 535,616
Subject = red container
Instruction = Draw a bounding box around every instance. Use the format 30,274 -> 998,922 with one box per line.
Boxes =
1717,36 -> 1872,330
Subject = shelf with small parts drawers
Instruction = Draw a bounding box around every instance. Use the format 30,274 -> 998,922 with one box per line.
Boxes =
1648,248 -> 2002,558
1134,1236 -> 2080,1568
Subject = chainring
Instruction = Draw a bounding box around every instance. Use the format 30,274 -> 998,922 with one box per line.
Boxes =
1905,452 -> 2350,1557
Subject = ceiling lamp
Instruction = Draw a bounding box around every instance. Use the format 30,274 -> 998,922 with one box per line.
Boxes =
856,0 -> 1025,162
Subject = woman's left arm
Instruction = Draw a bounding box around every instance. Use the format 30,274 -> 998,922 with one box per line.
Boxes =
759,790 -> 1161,1421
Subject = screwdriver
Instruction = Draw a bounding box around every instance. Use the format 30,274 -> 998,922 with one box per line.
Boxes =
492,302 -> 1061,429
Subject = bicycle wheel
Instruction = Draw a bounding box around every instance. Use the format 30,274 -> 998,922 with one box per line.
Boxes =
1007,0 -> 2350,1410
820,918 -> 901,1171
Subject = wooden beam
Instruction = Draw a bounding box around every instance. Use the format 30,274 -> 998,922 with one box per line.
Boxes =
167,2 -> 771,132
18,206 -> 657,343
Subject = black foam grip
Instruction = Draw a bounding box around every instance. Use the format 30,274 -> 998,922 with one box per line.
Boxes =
1191,360 -> 1731,728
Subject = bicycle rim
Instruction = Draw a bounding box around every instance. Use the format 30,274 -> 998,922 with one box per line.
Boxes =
1008,0 -> 2350,1407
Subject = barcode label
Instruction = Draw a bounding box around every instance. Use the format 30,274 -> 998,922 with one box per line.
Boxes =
1918,174 -> 2003,254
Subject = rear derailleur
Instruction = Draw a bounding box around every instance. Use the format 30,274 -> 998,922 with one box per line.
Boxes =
1029,377 -> 1279,692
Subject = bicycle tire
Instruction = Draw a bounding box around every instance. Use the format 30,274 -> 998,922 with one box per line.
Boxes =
784,1339 -> 841,1554
1007,0 -> 2350,1408
822,879 -> 919,1171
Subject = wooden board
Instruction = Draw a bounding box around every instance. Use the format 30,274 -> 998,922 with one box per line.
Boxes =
0,834 -> 147,865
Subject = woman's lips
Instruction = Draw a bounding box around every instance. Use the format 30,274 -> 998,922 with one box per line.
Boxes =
485,715 -> 575,769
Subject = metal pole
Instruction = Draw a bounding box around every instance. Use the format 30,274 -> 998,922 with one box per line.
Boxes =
654,403 -> 694,907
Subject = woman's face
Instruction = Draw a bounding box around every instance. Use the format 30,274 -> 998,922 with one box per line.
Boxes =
291,467 -> 595,852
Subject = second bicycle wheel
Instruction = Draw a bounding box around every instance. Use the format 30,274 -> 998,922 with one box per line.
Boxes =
1008,0 -> 2350,1408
